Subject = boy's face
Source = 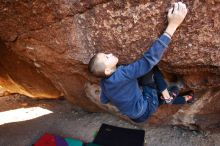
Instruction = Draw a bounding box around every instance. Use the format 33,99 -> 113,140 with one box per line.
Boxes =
97,53 -> 118,69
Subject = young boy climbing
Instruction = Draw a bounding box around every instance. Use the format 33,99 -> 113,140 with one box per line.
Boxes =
88,2 -> 190,123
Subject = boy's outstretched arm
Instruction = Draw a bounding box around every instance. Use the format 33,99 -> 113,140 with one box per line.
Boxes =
119,2 -> 188,80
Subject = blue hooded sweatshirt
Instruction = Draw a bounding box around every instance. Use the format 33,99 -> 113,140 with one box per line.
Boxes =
100,34 -> 171,119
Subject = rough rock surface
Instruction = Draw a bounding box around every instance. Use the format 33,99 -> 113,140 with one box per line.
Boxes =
0,0 -> 219,131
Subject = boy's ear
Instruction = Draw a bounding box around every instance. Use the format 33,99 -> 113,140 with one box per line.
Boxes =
104,68 -> 112,76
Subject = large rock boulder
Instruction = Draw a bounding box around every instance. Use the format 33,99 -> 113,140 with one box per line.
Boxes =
0,0 -> 219,131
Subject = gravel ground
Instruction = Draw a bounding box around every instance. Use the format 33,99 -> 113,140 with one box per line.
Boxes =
0,95 -> 219,146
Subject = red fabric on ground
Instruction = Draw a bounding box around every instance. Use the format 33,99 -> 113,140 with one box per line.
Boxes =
34,133 -> 56,146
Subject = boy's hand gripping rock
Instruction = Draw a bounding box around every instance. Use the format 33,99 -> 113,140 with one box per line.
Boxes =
165,2 -> 188,37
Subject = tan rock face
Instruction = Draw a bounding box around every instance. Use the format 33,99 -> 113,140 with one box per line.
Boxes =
0,0 -> 219,130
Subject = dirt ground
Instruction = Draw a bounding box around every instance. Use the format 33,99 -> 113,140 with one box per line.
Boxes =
0,95 -> 219,146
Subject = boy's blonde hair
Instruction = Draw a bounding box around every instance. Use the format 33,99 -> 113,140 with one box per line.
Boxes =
88,54 -> 106,77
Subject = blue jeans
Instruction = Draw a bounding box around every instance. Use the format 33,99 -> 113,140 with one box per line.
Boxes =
132,66 -> 167,123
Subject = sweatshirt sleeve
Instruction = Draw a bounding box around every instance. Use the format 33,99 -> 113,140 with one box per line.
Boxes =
119,34 -> 171,79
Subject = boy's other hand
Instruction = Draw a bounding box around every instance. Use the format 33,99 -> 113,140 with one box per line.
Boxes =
164,2 -> 188,37
161,88 -> 173,100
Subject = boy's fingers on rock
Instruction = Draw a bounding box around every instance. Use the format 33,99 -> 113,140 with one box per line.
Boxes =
178,1 -> 183,6
178,2 -> 182,10
182,3 -> 187,9
168,7 -> 173,16
181,3 -> 187,12
174,3 -> 179,12
180,3 -> 186,11
183,4 -> 188,13
177,2 -> 182,10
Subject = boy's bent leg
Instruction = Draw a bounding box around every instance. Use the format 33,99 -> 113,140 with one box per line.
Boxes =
152,66 -> 178,105
172,96 -> 186,104
138,66 -> 168,92
138,69 -> 156,89
138,66 -> 168,106
131,86 -> 159,123
153,66 -> 168,92
131,109 -> 151,123
142,86 -> 159,113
